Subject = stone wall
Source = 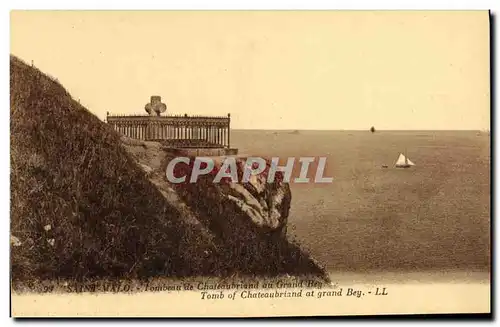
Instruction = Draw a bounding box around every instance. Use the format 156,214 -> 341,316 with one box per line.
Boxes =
166,147 -> 239,157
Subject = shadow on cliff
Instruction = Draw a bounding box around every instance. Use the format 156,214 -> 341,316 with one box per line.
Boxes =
162,154 -> 328,278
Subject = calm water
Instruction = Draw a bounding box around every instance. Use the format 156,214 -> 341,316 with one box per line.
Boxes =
231,130 -> 491,274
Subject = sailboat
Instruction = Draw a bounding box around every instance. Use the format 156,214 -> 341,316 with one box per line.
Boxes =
395,150 -> 415,168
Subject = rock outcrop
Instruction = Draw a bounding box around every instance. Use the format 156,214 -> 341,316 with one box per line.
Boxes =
123,139 -> 328,278
169,155 -> 291,237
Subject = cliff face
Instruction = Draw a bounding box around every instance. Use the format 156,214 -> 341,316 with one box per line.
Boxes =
10,55 -> 328,283
169,155 -> 291,237
123,141 -> 328,278
169,157 -> 296,275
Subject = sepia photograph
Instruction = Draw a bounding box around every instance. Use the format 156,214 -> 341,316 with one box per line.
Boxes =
9,10 -> 491,317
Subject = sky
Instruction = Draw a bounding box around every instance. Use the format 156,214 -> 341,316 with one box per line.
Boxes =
10,11 -> 490,130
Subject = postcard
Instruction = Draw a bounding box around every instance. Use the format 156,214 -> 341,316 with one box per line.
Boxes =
10,10 -> 490,317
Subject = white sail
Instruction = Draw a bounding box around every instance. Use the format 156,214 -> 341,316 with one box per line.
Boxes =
395,153 -> 406,166
395,153 -> 415,167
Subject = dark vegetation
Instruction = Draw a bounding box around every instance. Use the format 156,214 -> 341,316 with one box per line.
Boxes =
10,55 -> 222,281
10,55 -> 328,284
168,156 -> 327,277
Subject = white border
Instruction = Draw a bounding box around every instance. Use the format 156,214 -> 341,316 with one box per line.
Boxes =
3,1 -> 500,10
2,1 -> 498,325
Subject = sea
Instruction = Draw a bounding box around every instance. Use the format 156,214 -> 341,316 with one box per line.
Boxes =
231,130 -> 490,282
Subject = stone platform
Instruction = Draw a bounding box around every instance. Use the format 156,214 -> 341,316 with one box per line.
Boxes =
164,147 -> 239,157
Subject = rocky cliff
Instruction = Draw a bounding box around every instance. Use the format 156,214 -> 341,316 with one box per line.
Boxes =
10,55 -> 328,284
123,139 -> 327,277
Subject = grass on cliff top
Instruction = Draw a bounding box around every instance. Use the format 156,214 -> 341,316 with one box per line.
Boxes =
10,55 -> 223,281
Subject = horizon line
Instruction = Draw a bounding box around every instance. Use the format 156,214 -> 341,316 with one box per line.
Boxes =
230,128 -> 490,131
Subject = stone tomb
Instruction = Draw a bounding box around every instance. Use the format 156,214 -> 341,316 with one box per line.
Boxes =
106,96 -> 238,156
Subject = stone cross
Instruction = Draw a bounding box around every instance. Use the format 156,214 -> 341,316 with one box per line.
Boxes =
145,95 -> 167,116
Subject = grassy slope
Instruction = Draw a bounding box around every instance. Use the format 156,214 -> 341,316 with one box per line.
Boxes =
10,55 -> 222,281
